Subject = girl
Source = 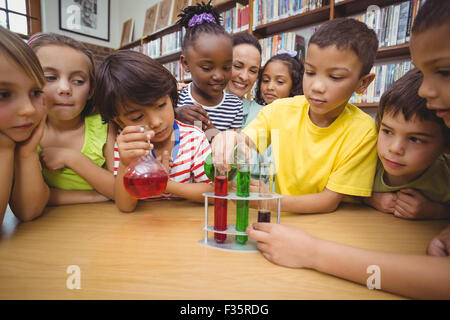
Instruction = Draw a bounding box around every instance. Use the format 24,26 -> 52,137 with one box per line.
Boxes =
94,50 -> 213,213
226,33 -> 263,128
28,33 -> 115,205
255,52 -> 304,106
0,27 -> 49,224
175,1 -> 243,135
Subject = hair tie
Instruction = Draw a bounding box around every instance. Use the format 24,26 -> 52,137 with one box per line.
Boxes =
188,13 -> 216,27
27,35 -> 42,46
278,49 -> 298,58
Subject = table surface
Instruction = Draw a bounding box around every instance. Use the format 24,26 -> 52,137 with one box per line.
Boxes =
0,199 -> 448,300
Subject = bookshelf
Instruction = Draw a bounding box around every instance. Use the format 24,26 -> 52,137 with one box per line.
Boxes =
119,0 -> 421,111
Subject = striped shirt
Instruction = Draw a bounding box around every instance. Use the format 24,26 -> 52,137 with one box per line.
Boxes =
113,120 -> 211,200
177,83 -> 243,131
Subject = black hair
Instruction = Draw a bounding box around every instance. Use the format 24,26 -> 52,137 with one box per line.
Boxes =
411,0 -> 450,35
377,68 -> 449,147
255,53 -> 304,105
309,18 -> 379,77
232,33 -> 262,55
177,0 -> 230,52
93,50 -> 178,123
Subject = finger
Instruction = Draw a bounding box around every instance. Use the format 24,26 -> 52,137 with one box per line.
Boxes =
398,188 -> 419,197
393,205 -> 411,219
246,224 -> 270,242
120,141 -> 152,151
119,132 -> 154,144
256,241 -> 270,253
261,251 -> 273,262
427,238 -> 448,257
122,149 -> 149,159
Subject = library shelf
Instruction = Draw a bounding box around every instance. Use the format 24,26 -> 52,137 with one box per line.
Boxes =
333,0 -> 408,17
252,5 -> 331,39
156,50 -> 182,65
376,43 -> 410,60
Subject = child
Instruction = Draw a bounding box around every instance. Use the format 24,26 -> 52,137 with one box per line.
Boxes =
93,50 -> 213,213
410,0 -> 450,257
0,27 -> 49,224
28,33 -> 116,205
255,52 -> 304,106
247,0 -> 450,299
364,68 -> 449,219
226,33 -> 263,127
174,1 -> 243,135
213,18 -> 379,214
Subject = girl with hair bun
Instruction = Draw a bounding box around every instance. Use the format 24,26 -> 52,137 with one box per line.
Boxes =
175,1 -> 243,139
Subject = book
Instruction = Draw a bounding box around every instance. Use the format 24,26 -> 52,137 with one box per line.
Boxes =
143,4 -> 158,36
155,0 -> 173,32
171,0 -> 191,26
396,1 -> 410,45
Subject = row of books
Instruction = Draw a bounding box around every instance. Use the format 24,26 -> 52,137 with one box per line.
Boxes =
352,0 -> 426,48
142,30 -> 183,59
163,61 -> 183,82
349,60 -> 413,104
221,3 -> 250,34
253,0 -> 329,28
259,32 -> 307,65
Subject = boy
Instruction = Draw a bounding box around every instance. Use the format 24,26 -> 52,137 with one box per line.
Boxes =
94,51 -> 212,212
247,0 -> 450,299
212,18 -> 379,213
364,68 -> 450,219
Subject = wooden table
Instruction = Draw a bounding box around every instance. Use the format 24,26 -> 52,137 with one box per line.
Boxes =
0,200 -> 448,300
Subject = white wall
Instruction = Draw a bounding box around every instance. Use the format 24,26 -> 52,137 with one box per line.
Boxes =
40,0 -> 161,48
117,0 -> 159,45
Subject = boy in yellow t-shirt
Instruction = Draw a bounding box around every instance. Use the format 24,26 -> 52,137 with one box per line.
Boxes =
212,18 -> 379,213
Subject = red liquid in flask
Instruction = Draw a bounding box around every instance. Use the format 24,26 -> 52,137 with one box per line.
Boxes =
214,176 -> 228,243
123,156 -> 169,199
123,172 -> 168,199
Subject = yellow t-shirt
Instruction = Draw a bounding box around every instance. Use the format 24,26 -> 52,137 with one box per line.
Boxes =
243,95 -> 378,197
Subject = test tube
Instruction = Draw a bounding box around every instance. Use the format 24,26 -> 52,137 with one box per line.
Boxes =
235,162 -> 250,244
214,166 -> 228,244
258,162 -> 271,223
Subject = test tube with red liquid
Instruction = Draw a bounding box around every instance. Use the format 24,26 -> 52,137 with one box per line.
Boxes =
214,166 -> 228,243
258,162 -> 272,223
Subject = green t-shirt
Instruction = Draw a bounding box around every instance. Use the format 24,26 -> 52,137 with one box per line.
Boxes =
242,98 -> 263,128
372,154 -> 450,205
38,114 -> 108,190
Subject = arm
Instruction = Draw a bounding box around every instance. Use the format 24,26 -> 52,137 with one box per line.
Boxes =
47,189 -> 109,206
40,124 -> 117,202
0,133 -> 15,225
174,104 -> 211,131
247,223 -> 450,299
165,180 -> 213,203
280,188 -> 344,213
9,117 -> 49,222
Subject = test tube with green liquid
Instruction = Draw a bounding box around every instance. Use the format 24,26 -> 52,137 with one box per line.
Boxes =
236,163 -> 250,244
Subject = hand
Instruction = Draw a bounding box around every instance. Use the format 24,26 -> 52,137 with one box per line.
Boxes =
156,150 -> 172,173
247,223 -> 317,269
249,179 -> 277,211
0,131 -> 15,150
177,82 -> 188,91
117,126 -> 154,167
174,104 -> 211,130
365,192 -> 397,214
427,224 -> 450,257
393,189 -> 432,219
40,147 -> 74,171
211,130 -> 240,172
15,113 -> 47,158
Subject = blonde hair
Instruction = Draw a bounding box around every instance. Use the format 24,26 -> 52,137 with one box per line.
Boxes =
0,27 -> 45,89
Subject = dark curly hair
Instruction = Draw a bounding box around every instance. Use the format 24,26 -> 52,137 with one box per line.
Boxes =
177,0 -> 230,52
255,53 -> 304,105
